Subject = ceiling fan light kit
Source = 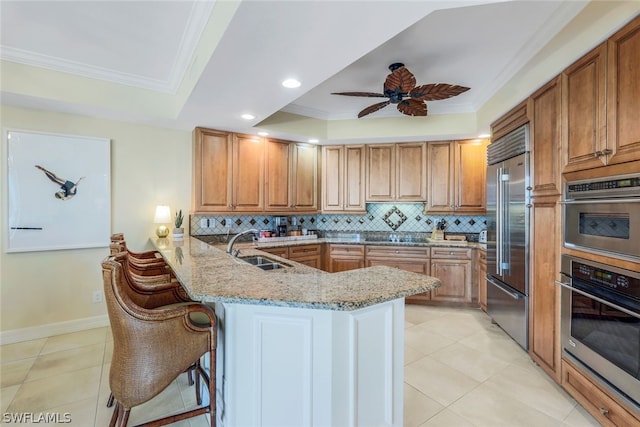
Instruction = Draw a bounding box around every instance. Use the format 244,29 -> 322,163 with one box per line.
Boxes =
332,63 -> 470,118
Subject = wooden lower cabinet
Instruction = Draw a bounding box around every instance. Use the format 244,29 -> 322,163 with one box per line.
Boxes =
261,244 -> 322,269
430,247 -> 473,303
289,244 -> 322,269
326,244 -> 365,272
365,246 -> 431,303
562,358 -> 640,426
260,246 -> 289,259
477,249 -> 487,312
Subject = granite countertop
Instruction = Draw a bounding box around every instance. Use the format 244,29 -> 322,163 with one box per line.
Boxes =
196,234 -> 485,250
150,236 -> 441,311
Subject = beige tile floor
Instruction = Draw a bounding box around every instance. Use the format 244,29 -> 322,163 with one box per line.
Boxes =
1,305 -> 601,426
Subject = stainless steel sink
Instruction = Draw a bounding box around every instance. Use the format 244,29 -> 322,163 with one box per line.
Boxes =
238,255 -> 290,270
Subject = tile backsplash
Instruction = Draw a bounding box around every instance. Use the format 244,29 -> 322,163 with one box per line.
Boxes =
191,203 -> 486,237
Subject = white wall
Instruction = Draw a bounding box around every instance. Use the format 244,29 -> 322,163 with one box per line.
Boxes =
0,105 -> 191,342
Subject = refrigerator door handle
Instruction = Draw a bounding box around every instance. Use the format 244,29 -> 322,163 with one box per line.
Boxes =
487,276 -> 522,299
496,167 -> 503,276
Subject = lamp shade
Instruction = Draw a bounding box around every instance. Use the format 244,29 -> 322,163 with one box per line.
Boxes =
153,205 -> 171,224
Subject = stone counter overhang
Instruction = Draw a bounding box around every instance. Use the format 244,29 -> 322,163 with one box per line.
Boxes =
150,235 -> 441,311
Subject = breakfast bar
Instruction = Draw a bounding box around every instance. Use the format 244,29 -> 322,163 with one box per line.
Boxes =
151,236 -> 440,427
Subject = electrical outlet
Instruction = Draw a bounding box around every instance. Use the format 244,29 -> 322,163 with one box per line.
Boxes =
209,218 -> 215,227
200,218 -> 209,228
226,218 -> 232,228
92,290 -> 103,303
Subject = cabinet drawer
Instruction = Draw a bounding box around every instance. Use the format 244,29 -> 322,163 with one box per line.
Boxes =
562,359 -> 639,426
260,246 -> 289,259
431,247 -> 472,259
365,245 -> 429,259
289,244 -> 321,258
329,244 -> 365,256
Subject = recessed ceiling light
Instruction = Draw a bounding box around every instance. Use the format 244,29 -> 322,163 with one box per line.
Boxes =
241,113 -> 255,120
282,78 -> 301,88
308,138 -> 319,144
258,131 -> 269,137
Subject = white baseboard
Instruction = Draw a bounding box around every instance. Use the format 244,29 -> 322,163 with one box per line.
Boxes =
0,315 -> 110,345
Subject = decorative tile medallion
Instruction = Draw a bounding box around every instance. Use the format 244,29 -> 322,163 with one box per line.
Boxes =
382,206 -> 408,230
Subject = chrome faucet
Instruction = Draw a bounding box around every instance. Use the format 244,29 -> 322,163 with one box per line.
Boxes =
227,229 -> 259,256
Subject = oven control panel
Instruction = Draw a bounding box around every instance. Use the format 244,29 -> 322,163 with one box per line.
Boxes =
571,261 -> 639,300
565,173 -> 640,200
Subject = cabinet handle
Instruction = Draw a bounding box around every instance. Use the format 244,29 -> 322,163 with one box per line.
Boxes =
449,251 -> 454,255
599,408 -> 609,416
395,250 -> 399,254
594,150 -> 603,157
602,148 -> 613,155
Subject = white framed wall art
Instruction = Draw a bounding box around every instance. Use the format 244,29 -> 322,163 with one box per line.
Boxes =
3,129 -> 111,252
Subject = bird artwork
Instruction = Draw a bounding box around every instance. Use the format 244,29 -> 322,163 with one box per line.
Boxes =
35,165 -> 84,200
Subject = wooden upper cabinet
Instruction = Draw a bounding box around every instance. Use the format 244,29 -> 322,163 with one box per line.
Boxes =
425,141 -> 453,212
265,140 -> 318,213
606,15 -> 640,166
193,128 -> 232,212
455,139 -> 488,213
322,145 -> 365,212
490,100 -> 529,142
232,134 -> 265,212
290,143 -> 318,212
193,129 -> 264,213
426,140 -> 488,214
562,42 -> 608,173
562,16 -> 640,173
529,76 -> 562,197
321,146 -> 343,211
265,139 -> 291,211
396,142 -> 427,201
366,142 -> 426,202
366,144 -> 396,201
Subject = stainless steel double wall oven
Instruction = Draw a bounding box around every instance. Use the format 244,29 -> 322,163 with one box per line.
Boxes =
559,173 -> 640,411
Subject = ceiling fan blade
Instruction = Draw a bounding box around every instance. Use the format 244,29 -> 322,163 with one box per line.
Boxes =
331,92 -> 387,97
409,84 -> 470,101
358,100 -> 391,118
397,99 -> 427,117
384,66 -> 416,94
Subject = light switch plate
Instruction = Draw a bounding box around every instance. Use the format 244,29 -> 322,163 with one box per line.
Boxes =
200,218 -> 208,228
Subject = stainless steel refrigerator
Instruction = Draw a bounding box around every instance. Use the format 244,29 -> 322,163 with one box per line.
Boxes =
486,124 -> 530,350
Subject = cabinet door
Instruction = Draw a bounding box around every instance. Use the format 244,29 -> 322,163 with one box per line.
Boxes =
321,145 -> 343,211
330,257 -> 365,273
455,139 -> 488,213
265,139 -> 291,211
530,77 -> 562,197
366,144 -> 395,201
232,135 -> 265,211
562,43 -> 607,173
327,244 -> 365,273
430,259 -> 472,303
425,141 -> 454,213
607,15 -> 640,166
344,145 -> 366,211
291,143 -> 318,212
529,199 -> 561,381
396,142 -> 426,201
478,250 -> 487,312
194,128 -> 232,212
260,247 -> 289,259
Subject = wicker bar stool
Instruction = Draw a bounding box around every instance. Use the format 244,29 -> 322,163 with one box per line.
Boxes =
105,251 -> 195,408
102,255 -> 216,426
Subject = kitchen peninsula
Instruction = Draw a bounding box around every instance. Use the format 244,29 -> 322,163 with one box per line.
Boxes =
151,235 -> 440,427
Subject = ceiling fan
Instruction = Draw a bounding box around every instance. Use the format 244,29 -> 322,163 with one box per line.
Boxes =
332,63 -> 470,118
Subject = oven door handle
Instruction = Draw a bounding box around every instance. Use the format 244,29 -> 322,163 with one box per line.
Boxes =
561,198 -> 640,204
555,280 -> 640,320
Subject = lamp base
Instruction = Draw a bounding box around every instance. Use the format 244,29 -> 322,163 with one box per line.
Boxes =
156,225 -> 169,238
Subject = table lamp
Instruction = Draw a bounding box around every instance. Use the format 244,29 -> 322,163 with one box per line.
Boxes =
154,205 -> 171,238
